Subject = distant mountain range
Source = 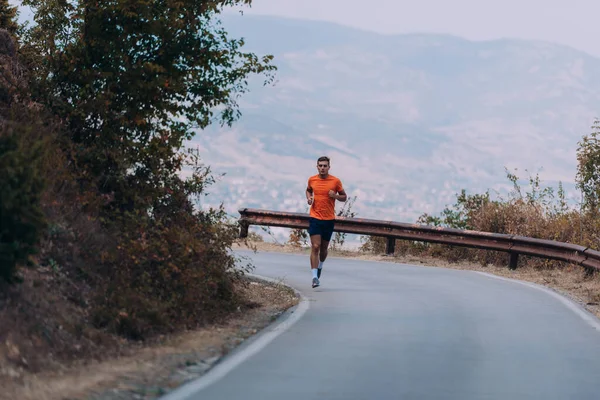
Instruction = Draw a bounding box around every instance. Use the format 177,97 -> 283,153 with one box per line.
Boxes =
187,14 -> 600,241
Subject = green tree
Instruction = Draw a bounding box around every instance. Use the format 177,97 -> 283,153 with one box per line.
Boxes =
0,27 -> 48,283
22,0 -> 276,218
13,0 -> 277,333
417,189 -> 491,230
576,119 -> 600,214
0,121 -> 47,283
0,0 -> 18,36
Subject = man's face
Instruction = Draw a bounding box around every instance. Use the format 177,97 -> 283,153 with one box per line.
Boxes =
317,161 -> 330,175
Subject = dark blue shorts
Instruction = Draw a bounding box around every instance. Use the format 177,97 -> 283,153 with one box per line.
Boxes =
308,218 -> 335,241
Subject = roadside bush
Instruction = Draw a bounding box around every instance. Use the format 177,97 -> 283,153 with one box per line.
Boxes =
0,27 -> 50,284
359,235 -> 387,254
360,164 -> 600,272
287,228 -> 308,248
90,153 -> 251,339
0,0 -> 274,378
16,0 -> 274,339
0,119 -> 47,282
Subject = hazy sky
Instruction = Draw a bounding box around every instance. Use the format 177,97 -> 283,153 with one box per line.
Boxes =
10,0 -> 599,57
228,0 -> 599,57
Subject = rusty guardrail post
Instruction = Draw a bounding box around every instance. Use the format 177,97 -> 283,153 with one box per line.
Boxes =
239,219 -> 249,239
508,252 -> 519,270
386,237 -> 396,255
582,248 -> 600,276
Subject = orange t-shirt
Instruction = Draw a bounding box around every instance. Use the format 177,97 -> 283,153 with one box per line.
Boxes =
307,174 -> 344,220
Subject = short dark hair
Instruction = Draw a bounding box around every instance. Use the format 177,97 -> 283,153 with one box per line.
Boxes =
317,156 -> 330,164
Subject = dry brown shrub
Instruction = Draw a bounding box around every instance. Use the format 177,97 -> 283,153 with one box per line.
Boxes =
360,169 -> 600,274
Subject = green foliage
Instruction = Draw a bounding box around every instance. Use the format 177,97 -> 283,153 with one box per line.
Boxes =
554,181 -> 569,216
504,167 -> 557,208
23,0 -> 276,215
0,27 -> 49,284
576,119 -> 600,214
0,117 -> 48,283
417,189 -> 491,230
0,0 -> 277,337
92,199 -> 247,339
0,0 -> 19,36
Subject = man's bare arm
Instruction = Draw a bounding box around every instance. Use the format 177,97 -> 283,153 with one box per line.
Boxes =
306,186 -> 314,205
329,189 -> 347,202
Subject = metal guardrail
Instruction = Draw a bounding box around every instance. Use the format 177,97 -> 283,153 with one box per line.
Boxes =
238,208 -> 600,273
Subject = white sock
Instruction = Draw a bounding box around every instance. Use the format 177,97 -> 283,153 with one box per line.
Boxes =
318,261 -> 324,270
312,268 -> 318,279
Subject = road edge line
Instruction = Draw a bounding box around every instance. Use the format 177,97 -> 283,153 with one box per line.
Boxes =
474,271 -> 600,332
158,273 -> 309,400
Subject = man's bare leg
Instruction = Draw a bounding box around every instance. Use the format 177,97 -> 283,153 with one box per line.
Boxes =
317,240 -> 330,279
310,234 -> 321,270
320,240 -> 330,262
310,235 -> 321,286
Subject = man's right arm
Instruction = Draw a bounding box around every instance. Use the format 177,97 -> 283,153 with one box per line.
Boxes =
306,182 -> 314,205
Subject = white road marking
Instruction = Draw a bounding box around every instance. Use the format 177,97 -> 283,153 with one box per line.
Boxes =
474,271 -> 600,332
159,274 -> 310,400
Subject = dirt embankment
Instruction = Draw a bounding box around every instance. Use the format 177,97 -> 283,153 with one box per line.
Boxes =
1,275 -> 299,400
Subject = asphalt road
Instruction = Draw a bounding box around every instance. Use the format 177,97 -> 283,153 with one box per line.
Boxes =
162,250 -> 600,400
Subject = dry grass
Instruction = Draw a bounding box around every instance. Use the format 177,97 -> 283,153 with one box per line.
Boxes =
0,276 -> 299,400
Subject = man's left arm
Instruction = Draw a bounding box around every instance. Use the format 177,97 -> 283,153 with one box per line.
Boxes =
336,179 -> 347,202
329,179 -> 347,202
336,189 -> 348,202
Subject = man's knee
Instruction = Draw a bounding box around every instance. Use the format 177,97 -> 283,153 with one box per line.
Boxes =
311,242 -> 321,252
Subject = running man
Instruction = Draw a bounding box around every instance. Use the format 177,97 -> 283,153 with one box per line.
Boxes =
305,156 -> 347,288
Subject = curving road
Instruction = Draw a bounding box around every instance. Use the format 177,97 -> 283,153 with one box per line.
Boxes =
162,250 -> 600,400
